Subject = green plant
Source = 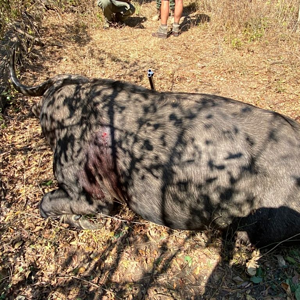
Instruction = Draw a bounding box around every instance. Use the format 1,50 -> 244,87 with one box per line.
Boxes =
250,267 -> 264,284
184,255 -> 193,267
243,17 -> 268,42
231,37 -> 243,49
1,90 -> 13,104
134,2 -> 141,16
285,278 -> 300,299
0,0 -> 36,38
274,79 -> 286,93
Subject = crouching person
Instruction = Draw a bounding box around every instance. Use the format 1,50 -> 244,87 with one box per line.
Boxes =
97,0 -> 135,28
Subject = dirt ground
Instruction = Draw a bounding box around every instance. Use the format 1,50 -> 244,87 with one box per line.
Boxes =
1,1 -> 300,299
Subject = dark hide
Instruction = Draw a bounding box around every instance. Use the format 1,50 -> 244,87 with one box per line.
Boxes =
10,51 -> 300,247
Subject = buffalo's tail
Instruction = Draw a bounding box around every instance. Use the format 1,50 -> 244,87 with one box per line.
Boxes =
9,46 -> 54,97
10,47 -> 91,97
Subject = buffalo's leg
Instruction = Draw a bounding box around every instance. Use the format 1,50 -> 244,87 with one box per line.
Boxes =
39,187 -> 115,229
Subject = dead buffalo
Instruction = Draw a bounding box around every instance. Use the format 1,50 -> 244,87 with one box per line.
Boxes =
10,50 -> 300,247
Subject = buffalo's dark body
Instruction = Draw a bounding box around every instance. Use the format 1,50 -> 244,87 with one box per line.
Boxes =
10,64 -> 300,247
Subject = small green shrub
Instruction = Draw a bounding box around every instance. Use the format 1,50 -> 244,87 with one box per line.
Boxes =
231,37 -> 243,49
0,0 -> 37,38
243,17 -> 268,42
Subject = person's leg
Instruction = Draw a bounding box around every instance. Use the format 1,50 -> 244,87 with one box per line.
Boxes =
160,0 -> 170,25
152,0 -> 169,38
98,0 -> 114,28
172,0 -> 183,36
152,0 -> 161,21
153,0 -> 174,21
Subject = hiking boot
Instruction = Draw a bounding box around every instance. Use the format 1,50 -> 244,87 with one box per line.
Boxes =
152,31 -> 168,38
171,30 -> 180,37
172,23 -> 180,37
152,24 -> 168,39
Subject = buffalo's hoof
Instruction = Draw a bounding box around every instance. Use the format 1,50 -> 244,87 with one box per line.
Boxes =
39,206 -> 49,219
60,214 -> 102,230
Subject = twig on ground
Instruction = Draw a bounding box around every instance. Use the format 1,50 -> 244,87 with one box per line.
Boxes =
260,233 -> 300,257
12,27 -> 44,46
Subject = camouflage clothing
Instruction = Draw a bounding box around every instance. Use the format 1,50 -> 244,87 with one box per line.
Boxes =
97,0 -> 135,22
152,0 -> 175,21
156,0 -> 175,11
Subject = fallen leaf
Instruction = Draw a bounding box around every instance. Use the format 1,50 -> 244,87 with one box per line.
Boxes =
246,249 -> 261,276
233,276 -> 245,284
247,266 -> 257,277
31,226 -> 44,233
250,276 -> 263,284
275,255 -> 287,267
14,241 -> 24,249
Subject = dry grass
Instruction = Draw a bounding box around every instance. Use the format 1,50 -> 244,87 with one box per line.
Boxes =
1,0 -> 300,299
196,0 -> 299,34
